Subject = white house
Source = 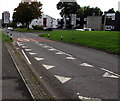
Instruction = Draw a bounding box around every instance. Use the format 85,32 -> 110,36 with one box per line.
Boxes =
29,14 -> 58,29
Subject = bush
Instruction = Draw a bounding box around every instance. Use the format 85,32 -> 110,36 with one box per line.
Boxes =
32,25 -> 43,30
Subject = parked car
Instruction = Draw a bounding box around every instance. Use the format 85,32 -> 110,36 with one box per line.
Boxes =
7,27 -> 13,31
43,27 -> 53,31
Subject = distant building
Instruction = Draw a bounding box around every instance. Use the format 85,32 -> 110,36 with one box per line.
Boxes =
87,16 -> 102,31
118,1 -> 120,11
104,13 -> 120,31
29,14 -> 58,29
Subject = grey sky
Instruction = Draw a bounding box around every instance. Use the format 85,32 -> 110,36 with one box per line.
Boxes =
0,0 -> 119,19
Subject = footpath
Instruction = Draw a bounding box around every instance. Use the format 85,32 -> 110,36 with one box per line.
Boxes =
2,41 -> 33,101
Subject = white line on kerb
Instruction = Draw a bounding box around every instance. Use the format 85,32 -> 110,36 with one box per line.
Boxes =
101,68 -> 120,77
21,50 -> 32,65
8,50 -> 35,101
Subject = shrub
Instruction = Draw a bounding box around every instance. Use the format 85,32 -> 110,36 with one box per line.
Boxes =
32,25 -> 43,30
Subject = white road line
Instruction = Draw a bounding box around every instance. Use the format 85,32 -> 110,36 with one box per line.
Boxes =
34,57 -> 44,61
66,57 -> 76,60
101,68 -> 120,77
78,96 -> 101,101
54,75 -> 71,83
29,52 -> 37,55
42,64 -> 55,70
16,42 -> 20,47
80,63 -> 94,67
8,50 -> 35,100
21,50 -> 32,65
19,43 -> 25,46
103,72 -> 119,78
25,49 -> 32,52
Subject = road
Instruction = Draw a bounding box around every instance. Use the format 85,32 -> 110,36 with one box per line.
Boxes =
4,29 -> 119,101
1,36 -> 33,100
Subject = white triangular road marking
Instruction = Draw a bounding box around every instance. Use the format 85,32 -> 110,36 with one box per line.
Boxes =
56,52 -> 65,55
54,75 -> 71,83
42,64 -> 55,70
103,72 -> 119,79
29,52 -> 37,55
39,44 -> 43,46
22,46 -> 27,48
48,48 -> 56,51
35,57 -> 44,61
66,57 -> 76,60
25,49 -> 32,51
42,45 -> 50,48
78,96 -> 101,101
80,63 -> 94,67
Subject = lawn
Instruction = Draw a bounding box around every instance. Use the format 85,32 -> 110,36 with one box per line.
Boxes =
40,30 -> 119,55
14,28 -> 46,33
0,31 -> 13,42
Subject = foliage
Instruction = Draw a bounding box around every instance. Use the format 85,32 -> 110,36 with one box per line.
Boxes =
32,25 -> 43,30
14,28 -> 45,32
40,30 -> 119,54
13,1 -> 42,30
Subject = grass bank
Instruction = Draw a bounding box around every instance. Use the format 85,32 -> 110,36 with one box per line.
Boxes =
14,28 -> 46,33
40,30 -> 119,55
0,31 -> 13,42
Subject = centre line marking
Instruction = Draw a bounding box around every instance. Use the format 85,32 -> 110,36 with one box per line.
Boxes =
21,50 -> 31,64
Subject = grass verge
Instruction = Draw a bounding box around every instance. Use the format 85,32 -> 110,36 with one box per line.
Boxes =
0,31 -> 13,42
14,28 -> 46,33
40,30 -> 119,55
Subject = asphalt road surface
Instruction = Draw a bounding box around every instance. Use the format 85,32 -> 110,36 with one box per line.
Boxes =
2,39 -> 33,100
4,29 -> 119,101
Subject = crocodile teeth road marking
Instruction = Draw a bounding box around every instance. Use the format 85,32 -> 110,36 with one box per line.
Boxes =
66,57 -> 76,60
54,75 -> 71,83
48,48 -> 56,51
42,64 -> 55,70
29,52 -> 37,55
39,44 -> 43,46
80,63 -> 94,67
42,45 -> 50,48
78,96 -> 101,101
35,57 -> 44,61
22,46 -> 27,48
56,52 -> 65,55
25,49 -> 32,51
19,43 -> 25,46
103,72 -> 119,79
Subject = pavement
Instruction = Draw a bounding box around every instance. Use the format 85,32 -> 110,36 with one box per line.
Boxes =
3,29 -> 120,101
2,40 -> 33,100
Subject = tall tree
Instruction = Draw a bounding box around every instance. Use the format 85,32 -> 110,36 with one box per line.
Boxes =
104,8 -> 115,13
57,2 -> 80,28
13,1 -> 42,30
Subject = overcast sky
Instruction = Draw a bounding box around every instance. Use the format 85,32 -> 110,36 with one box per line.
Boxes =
0,0 -> 120,20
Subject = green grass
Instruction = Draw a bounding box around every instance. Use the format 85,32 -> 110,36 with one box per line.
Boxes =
0,31 -> 13,42
14,28 -> 46,33
40,30 -> 119,54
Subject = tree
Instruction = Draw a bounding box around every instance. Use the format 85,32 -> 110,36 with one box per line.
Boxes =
57,2 -> 80,29
13,1 -> 42,30
105,8 -> 115,13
